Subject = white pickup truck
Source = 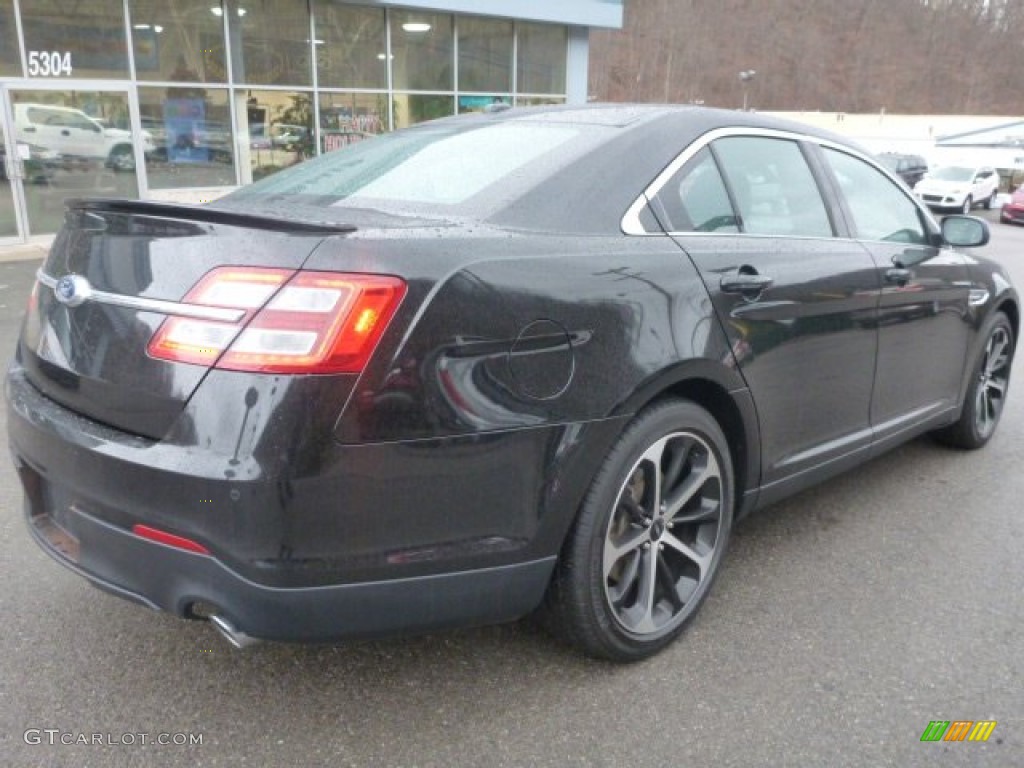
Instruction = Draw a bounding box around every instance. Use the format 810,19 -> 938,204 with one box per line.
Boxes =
14,103 -> 154,171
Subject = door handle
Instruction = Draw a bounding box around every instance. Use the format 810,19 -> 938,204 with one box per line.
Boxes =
886,267 -> 912,286
721,272 -> 774,296
61,129 -> 71,136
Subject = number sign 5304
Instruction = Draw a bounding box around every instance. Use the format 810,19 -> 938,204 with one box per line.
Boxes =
28,51 -> 73,77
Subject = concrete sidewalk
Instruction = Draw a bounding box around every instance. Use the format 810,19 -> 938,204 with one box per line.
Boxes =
0,239 -> 52,264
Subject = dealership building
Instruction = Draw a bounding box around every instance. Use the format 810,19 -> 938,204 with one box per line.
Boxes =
0,0 -> 624,244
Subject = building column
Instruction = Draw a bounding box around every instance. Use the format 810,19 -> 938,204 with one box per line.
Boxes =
566,25 -> 589,104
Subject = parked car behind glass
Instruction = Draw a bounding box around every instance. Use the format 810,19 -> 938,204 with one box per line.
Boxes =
877,152 -> 928,187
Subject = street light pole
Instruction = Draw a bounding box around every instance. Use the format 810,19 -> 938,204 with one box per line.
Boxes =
738,70 -> 756,111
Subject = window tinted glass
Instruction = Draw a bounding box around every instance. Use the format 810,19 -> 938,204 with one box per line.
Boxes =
0,0 -> 20,75
458,16 -> 512,93
226,0 -> 312,86
20,0 -> 128,79
713,137 -> 832,238
654,147 -> 738,233
315,4 -> 387,89
823,148 -> 927,244
129,0 -> 227,83
516,22 -> 566,95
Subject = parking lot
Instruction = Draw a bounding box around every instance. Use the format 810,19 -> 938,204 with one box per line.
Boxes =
0,212 -> 1021,768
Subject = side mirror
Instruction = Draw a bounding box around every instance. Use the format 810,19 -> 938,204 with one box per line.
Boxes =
941,215 -> 989,248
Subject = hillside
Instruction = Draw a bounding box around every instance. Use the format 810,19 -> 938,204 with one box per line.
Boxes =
589,0 -> 1024,114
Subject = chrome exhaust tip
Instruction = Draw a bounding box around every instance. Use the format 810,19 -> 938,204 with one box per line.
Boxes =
209,614 -> 260,649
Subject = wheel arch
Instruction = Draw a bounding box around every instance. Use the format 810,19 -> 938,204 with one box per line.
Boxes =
611,360 -> 761,521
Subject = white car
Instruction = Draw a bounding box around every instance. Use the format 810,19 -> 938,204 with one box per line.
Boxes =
913,165 -> 1000,213
14,103 -> 154,172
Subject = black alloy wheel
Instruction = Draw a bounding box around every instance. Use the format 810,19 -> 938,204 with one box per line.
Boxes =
544,400 -> 734,661
935,311 -> 1014,449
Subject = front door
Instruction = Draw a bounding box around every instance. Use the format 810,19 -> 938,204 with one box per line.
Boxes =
3,84 -> 139,237
817,146 -> 972,441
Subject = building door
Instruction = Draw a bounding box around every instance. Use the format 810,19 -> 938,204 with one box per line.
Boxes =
2,83 -> 141,237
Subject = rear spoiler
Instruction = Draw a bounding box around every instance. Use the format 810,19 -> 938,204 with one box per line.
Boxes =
66,198 -> 356,235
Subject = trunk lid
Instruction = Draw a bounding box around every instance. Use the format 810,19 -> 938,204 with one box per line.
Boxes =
19,199 -> 350,439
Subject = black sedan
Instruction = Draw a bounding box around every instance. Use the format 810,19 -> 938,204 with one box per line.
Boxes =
6,105 -> 1018,662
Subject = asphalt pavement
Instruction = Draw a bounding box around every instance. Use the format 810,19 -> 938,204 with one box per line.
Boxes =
0,212 -> 1021,768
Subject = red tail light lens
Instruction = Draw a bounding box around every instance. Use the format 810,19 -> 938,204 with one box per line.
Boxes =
148,268 -> 406,374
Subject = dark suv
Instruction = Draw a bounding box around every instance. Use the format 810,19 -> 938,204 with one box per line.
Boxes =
878,152 -> 929,187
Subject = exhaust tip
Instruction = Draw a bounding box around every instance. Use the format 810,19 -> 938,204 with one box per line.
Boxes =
209,614 -> 260,649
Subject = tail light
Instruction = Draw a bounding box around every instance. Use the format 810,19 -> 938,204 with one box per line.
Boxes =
148,267 -> 406,374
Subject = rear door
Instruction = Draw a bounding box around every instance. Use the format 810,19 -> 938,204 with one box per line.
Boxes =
651,133 -> 881,491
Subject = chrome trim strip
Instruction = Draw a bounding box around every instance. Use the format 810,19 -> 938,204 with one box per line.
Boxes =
36,271 -> 246,323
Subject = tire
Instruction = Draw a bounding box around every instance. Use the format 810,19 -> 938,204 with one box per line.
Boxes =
985,191 -> 996,210
962,195 -> 973,214
934,311 -> 1014,449
542,399 -> 735,662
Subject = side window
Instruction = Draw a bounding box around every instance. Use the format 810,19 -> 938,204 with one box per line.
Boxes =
653,147 -> 738,233
712,136 -> 833,238
822,148 -> 927,244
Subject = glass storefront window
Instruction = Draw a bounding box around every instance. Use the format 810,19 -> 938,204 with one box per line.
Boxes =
20,0 -> 129,79
319,93 -> 387,153
516,22 -> 567,95
515,96 -> 566,107
238,89 -> 313,180
393,94 -> 454,129
9,89 -> 139,235
0,0 -> 20,76
139,87 -> 235,189
315,5 -> 386,90
129,0 -> 227,83
226,0 -> 312,86
458,16 -> 512,94
391,11 -> 453,92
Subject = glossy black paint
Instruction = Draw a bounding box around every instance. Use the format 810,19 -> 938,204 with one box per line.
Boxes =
6,105 -> 1019,644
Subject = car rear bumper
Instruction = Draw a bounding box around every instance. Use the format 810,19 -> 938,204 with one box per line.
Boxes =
7,363 -> 620,642
20,492 -> 554,643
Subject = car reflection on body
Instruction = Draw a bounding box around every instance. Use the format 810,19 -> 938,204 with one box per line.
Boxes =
6,105 -> 1018,662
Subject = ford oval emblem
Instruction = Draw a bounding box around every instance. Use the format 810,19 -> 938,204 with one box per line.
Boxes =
54,275 -> 92,307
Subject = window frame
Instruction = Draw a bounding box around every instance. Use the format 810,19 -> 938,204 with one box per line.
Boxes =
622,127 -> 941,245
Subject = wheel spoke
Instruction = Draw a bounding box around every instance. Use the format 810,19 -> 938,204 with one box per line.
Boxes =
662,531 -> 711,577
661,437 -> 692,494
663,463 -> 716,522
656,552 -> 684,611
671,497 -> 721,526
607,549 -> 642,609
603,527 -> 649,578
986,378 -> 1006,397
632,548 -> 660,633
986,334 -> 1009,375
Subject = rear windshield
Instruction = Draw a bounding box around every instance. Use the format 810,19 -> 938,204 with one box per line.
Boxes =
223,119 -> 609,219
